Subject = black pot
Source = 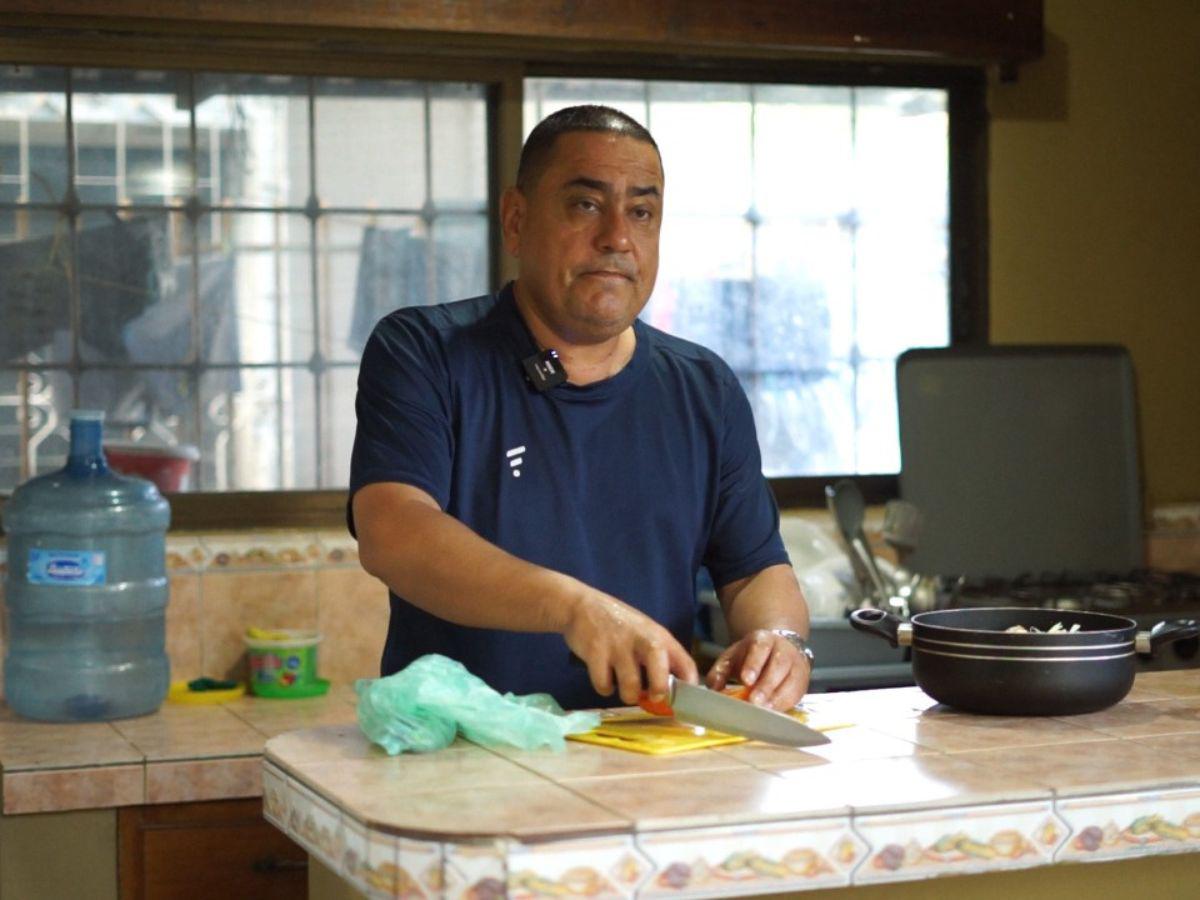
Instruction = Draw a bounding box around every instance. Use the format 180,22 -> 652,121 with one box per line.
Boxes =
849,607 -> 1200,716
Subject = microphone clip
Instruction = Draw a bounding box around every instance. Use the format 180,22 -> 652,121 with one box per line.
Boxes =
522,348 -> 567,393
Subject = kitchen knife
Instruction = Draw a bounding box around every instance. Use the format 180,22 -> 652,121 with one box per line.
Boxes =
667,676 -> 831,747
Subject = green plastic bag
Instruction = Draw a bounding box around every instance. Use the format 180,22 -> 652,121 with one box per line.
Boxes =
355,654 -> 600,755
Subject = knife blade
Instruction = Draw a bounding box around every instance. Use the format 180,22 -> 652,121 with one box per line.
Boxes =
668,676 -> 831,747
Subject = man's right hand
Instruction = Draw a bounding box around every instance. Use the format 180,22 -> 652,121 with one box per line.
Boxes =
355,483 -> 698,706
563,590 -> 699,706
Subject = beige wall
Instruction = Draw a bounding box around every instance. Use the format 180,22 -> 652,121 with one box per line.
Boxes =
0,810 -> 117,900
988,0 -> 1200,507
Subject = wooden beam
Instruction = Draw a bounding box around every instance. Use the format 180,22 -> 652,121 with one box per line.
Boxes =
0,0 -> 1043,67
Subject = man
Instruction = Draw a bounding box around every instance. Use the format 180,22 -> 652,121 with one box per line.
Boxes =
350,105 -> 812,711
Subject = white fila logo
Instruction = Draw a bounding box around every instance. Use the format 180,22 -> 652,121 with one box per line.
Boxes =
505,445 -> 526,478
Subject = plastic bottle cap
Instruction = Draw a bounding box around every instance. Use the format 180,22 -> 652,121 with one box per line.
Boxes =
70,409 -> 106,422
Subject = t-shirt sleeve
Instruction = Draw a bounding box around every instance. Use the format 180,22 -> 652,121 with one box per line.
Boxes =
347,313 -> 454,535
702,372 -> 790,587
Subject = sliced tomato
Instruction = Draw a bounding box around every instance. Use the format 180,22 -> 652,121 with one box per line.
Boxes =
639,683 -> 752,715
723,684 -> 753,701
637,693 -> 674,716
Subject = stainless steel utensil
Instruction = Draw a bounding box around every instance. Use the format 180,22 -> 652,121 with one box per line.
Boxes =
898,572 -> 940,614
668,677 -> 830,747
880,500 -> 931,613
824,481 -> 875,605
882,499 -> 923,566
826,479 -> 901,614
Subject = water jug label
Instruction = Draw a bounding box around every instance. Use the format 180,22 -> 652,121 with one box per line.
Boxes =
27,549 -> 107,586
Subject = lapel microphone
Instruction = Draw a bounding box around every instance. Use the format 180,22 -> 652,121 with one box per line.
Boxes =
522,348 -> 567,393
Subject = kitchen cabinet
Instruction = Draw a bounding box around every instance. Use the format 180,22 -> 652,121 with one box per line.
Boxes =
0,800 -> 306,900
118,799 -> 307,900
0,689 -> 357,899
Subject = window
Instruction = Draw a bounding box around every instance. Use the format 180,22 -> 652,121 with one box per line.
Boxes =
0,65 -> 490,492
0,53 -> 980,516
526,78 -> 950,478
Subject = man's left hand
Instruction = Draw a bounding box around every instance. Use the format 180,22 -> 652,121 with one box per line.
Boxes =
704,629 -> 811,711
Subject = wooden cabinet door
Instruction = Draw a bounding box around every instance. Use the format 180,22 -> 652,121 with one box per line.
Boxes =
118,798 -> 308,900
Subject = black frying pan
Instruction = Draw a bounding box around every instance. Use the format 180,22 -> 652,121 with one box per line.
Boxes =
850,607 -> 1199,716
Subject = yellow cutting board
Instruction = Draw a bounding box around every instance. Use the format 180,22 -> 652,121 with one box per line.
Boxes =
567,710 -> 849,755
568,714 -> 746,754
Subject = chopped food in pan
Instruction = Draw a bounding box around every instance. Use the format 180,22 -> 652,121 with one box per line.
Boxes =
1004,622 -> 1082,634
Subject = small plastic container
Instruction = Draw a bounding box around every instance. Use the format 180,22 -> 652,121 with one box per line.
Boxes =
244,629 -> 329,699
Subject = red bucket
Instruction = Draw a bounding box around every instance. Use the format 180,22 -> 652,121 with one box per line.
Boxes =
104,442 -> 199,493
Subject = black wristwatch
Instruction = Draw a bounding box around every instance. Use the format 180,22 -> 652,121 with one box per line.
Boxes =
770,629 -> 815,669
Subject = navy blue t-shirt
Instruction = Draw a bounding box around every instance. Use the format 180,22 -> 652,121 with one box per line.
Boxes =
349,282 -> 789,708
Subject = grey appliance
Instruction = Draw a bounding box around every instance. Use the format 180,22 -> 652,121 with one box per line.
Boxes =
896,344 -> 1143,580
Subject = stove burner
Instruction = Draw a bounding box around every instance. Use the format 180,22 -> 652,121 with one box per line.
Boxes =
942,569 -> 1200,614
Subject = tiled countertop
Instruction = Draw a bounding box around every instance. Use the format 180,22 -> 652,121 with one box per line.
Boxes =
263,671 -> 1200,898
0,685 -> 358,814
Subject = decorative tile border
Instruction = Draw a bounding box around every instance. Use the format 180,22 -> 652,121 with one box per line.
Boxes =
317,531 -> 361,567
0,532 -> 360,575
265,763 -> 440,900
362,828 -> 401,899
1055,786 -> 1200,863
445,840 -> 508,900
165,535 -> 209,572
396,837 -> 446,899
335,819 -> 444,900
200,532 -> 323,569
636,817 -> 863,897
290,780 -> 345,872
341,815 -> 370,893
262,761 -> 290,830
506,834 -> 651,899
1150,504 -> 1200,533
852,800 -> 1064,884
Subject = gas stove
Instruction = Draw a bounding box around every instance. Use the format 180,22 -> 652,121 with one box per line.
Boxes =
934,569 -> 1200,673
941,569 -> 1200,618
802,569 -> 1200,693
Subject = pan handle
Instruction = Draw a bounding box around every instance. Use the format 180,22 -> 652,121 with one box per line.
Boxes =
849,608 -> 912,648
1135,619 -> 1200,656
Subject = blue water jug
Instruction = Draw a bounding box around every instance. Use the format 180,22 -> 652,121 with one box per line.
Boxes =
2,410 -> 171,721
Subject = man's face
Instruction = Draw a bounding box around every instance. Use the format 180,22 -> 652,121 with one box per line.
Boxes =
502,130 -> 663,345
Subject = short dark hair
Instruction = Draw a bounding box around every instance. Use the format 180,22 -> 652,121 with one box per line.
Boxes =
516,104 -> 661,192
